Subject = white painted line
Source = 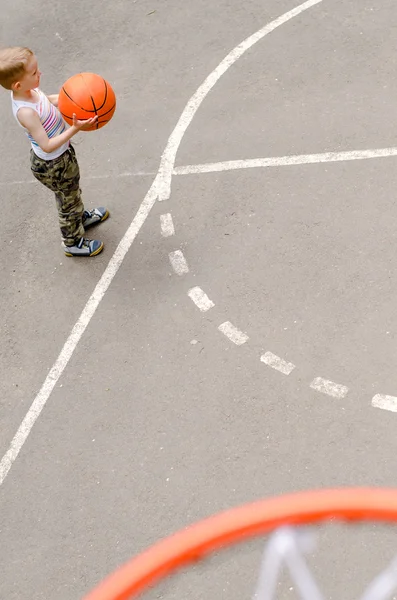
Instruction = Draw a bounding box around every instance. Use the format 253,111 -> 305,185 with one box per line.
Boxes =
89,171 -> 154,179
218,322 -> 249,345
160,213 -> 175,237
188,287 -> 215,312
260,352 -> 295,375
310,377 -> 348,399
0,171 -> 153,187
173,147 -> 397,175
0,178 -> 159,487
372,395 -> 397,413
0,0 -> 325,487
169,250 -> 189,275
0,179 -> 37,187
156,0 -> 324,200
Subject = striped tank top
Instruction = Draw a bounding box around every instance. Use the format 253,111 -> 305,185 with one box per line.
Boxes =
11,88 -> 69,160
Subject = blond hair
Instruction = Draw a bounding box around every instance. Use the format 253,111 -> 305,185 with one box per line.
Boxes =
0,46 -> 33,90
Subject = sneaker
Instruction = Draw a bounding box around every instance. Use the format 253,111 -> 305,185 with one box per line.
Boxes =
82,207 -> 109,229
63,237 -> 104,257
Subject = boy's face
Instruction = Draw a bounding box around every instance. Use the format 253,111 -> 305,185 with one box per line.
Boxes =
13,54 -> 41,92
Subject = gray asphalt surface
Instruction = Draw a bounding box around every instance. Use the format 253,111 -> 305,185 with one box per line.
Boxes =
2,0 -> 397,598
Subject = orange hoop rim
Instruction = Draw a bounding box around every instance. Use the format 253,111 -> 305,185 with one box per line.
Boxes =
83,487 -> 397,600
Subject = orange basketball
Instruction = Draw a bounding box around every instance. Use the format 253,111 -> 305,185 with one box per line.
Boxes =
58,72 -> 116,131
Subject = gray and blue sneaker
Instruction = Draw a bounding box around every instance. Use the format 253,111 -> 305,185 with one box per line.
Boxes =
82,207 -> 109,229
63,237 -> 104,257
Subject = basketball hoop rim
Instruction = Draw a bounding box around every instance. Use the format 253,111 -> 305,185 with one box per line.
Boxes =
83,487 -> 397,600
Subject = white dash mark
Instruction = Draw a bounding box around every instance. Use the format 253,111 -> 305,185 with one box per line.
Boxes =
188,287 -> 215,312
160,213 -> 175,237
261,352 -> 295,375
310,377 -> 348,399
55,32 -> 64,41
169,250 -> 189,275
372,395 -> 397,413
218,322 -> 249,345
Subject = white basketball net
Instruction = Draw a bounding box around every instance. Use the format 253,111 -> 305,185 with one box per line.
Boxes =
253,527 -> 397,600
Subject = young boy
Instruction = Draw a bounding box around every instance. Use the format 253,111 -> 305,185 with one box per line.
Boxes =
0,46 -> 109,257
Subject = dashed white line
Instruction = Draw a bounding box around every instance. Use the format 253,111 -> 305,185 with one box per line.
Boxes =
260,352 -> 296,375
310,377 -> 348,399
160,213 -> 175,237
218,322 -> 249,345
169,250 -> 189,275
0,0 -> 328,488
372,395 -> 397,413
173,147 -> 397,176
188,287 -> 215,312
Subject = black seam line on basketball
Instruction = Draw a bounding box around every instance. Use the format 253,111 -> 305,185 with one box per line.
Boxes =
96,80 -> 108,111
60,110 -> 91,121
87,87 -> 99,128
60,98 -> 114,119
62,87 -> 97,113
60,108 -> 100,128
90,92 -> 98,115
60,111 -> 111,126
98,102 -> 116,118
60,102 -> 114,121
88,88 -> 99,129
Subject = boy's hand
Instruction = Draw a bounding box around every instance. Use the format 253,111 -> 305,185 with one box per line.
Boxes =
72,114 -> 98,131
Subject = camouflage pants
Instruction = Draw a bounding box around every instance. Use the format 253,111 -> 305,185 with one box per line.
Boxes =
30,145 -> 85,246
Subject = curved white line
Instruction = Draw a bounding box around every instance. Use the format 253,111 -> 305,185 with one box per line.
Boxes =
0,0 -> 325,486
156,0 -> 324,201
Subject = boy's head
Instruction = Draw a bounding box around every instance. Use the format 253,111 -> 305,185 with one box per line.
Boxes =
0,47 -> 41,91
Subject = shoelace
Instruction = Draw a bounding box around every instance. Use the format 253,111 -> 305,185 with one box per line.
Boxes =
78,237 -> 94,249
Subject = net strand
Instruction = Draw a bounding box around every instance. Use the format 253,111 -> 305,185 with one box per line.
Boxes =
360,555 -> 397,600
253,527 -> 324,600
253,527 -> 397,600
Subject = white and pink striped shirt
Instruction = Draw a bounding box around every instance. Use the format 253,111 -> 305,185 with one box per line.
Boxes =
12,88 -> 69,160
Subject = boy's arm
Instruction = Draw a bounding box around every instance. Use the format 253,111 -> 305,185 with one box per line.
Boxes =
17,108 -> 97,154
47,94 -> 59,107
